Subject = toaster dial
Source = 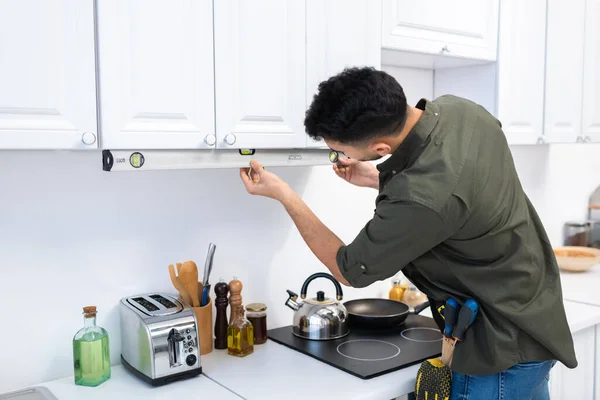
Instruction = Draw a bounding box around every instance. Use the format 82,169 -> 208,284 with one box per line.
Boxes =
186,354 -> 197,366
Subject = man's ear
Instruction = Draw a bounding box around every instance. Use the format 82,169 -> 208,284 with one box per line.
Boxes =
370,141 -> 392,157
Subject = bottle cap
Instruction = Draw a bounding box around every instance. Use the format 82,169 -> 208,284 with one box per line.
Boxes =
246,303 -> 267,312
83,306 -> 97,317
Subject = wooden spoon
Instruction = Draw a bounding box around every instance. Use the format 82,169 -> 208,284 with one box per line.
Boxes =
179,261 -> 200,307
168,264 -> 193,306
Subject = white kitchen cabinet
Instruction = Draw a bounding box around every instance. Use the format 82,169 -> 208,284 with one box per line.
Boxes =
432,0 -> 547,144
305,0 -> 382,148
0,0 -> 97,149
495,0 -> 547,145
582,0 -> 600,144
548,326 -> 596,400
214,0 -> 306,149
544,0 -> 587,143
381,0 -> 499,67
96,0 -> 215,150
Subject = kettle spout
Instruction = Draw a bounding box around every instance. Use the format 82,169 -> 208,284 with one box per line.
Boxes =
285,289 -> 300,311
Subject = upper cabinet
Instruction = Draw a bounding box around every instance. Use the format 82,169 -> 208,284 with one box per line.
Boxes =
543,0 -> 586,143
213,0 -> 307,149
582,0 -> 600,143
0,0 -> 97,149
495,0 -> 547,144
305,0 -> 382,148
435,0 -> 600,145
381,0 -> 499,68
96,0 -> 216,149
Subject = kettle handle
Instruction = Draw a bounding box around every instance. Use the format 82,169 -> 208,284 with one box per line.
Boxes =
300,272 -> 344,300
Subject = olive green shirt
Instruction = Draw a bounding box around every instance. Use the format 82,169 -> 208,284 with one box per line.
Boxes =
337,95 -> 577,375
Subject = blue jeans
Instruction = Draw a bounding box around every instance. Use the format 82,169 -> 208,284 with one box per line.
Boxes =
450,360 -> 556,400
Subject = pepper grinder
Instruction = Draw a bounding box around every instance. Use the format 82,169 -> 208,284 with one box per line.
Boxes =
228,278 -> 243,324
214,280 -> 229,350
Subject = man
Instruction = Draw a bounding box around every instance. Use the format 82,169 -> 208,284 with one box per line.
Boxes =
239,67 -> 577,398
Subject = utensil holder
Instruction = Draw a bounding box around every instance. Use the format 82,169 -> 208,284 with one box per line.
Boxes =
191,295 -> 213,355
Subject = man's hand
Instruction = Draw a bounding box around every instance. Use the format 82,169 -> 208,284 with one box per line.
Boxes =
333,158 -> 380,189
239,160 -> 292,201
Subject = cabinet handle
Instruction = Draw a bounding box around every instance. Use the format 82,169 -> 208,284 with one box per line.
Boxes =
224,133 -> 237,145
584,136 -> 592,143
536,136 -> 545,144
576,136 -> 584,143
204,134 -> 216,146
441,45 -> 451,53
82,132 -> 97,145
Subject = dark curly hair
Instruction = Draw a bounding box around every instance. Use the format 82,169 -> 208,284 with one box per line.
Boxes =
304,67 -> 408,145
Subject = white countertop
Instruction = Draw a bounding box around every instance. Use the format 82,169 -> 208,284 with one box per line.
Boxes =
9,299 -> 600,400
201,340 -> 421,400
34,365 -> 241,400
562,299 -> 600,333
560,265 -> 600,306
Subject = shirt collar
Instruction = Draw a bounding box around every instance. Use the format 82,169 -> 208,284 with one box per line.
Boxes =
377,98 -> 440,173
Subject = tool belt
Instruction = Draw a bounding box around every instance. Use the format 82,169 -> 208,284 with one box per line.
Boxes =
414,297 -> 479,400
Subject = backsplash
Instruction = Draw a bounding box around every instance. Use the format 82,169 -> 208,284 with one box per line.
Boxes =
1,67 -> 600,392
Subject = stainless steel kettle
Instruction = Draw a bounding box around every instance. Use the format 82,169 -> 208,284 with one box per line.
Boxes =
285,272 -> 349,340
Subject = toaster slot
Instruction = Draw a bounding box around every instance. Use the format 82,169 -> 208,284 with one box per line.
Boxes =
167,329 -> 186,368
150,294 -> 177,309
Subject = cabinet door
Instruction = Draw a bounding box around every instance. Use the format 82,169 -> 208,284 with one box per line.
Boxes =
0,0 -> 97,149
306,0 -> 382,148
544,0 -> 586,142
97,0 -> 215,149
381,0 -> 499,61
496,0 -> 547,144
548,326 -> 595,400
582,0 -> 600,143
214,0 -> 306,149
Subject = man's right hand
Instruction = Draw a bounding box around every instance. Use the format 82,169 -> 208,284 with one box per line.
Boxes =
333,158 -> 380,189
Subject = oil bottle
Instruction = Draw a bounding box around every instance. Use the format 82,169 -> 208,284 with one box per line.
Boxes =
388,279 -> 406,301
72,306 -> 111,386
227,278 -> 254,357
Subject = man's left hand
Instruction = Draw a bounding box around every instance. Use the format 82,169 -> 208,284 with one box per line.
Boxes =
239,160 -> 292,201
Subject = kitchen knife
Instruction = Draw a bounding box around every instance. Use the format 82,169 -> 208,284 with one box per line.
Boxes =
452,299 -> 479,341
443,298 -> 459,338
201,243 -> 216,306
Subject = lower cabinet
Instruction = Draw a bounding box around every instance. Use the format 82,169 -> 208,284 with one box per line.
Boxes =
549,325 -> 596,399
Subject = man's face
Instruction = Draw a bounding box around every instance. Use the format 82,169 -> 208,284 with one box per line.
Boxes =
324,139 -> 387,162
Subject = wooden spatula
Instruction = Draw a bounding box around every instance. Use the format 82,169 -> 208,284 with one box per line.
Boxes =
168,264 -> 193,306
179,260 -> 200,307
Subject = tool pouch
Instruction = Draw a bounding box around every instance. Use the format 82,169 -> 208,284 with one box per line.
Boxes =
441,337 -> 456,367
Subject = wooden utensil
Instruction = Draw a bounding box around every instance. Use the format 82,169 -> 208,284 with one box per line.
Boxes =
168,264 -> 193,306
176,262 -> 183,274
179,261 -> 200,307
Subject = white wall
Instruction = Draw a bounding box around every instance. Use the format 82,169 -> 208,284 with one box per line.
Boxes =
0,67 -> 599,392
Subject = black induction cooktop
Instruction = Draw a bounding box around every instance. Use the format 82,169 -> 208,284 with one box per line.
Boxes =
267,315 -> 442,380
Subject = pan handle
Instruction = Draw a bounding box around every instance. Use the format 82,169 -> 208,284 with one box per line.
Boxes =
413,301 -> 430,315
300,272 -> 344,300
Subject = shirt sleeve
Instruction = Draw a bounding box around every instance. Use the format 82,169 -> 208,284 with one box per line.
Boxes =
337,197 -> 452,288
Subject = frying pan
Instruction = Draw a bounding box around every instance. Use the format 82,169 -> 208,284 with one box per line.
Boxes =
343,298 -> 431,329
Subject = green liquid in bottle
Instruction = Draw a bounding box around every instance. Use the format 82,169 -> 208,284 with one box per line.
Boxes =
73,306 -> 111,387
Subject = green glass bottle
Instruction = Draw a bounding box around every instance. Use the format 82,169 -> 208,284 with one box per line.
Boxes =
72,306 -> 111,386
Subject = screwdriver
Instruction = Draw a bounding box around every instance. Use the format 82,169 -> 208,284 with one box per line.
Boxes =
452,299 -> 479,341
443,298 -> 459,338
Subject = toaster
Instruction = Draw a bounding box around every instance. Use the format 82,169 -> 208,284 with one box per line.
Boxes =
119,293 -> 201,386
